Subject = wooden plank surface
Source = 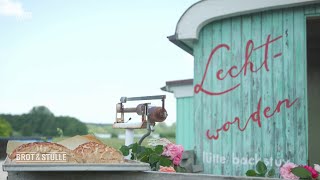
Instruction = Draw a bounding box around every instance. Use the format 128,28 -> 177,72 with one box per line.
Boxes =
304,5 -> 316,14
241,14 -> 252,174
230,16 -> 242,176
282,8 -> 295,163
211,21 -> 222,175
176,97 -> 194,151
193,27 -> 204,168
202,21 -> 214,174
316,4 -> 320,13
221,18 -> 232,175
272,9 -> 284,168
251,12 -> 263,170
293,7 -> 308,165
261,10 -> 274,170
191,3 -> 318,176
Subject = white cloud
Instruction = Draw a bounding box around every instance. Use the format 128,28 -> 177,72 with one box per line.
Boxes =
0,0 -> 32,19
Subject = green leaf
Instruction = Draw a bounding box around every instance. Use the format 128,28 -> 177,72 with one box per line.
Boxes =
119,145 -> 130,156
149,154 -> 161,164
257,173 -> 265,177
267,169 -> 275,177
137,153 -> 144,160
144,148 -> 153,156
137,145 -> 145,154
137,147 -> 152,159
150,162 -> 159,171
137,146 -> 148,159
154,145 -> 164,154
146,147 -> 153,154
155,162 -> 160,171
159,156 -> 172,167
291,167 -> 312,179
256,161 -> 267,175
175,166 -> 187,173
129,143 -> 138,153
246,170 -> 257,176
130,153 -> 135,160
140,155 -> 149,163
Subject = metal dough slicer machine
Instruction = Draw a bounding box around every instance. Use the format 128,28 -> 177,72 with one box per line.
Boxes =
113,95 -> 167,146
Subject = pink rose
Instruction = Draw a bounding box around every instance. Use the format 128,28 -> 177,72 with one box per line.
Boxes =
173,153 -> 182,165
159,166 -> 176,173
280,163 -> 299,180
162,143 -> 184,160
304,165 -> 319,179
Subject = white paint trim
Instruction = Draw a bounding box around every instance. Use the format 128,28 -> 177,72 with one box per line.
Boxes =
176,0 -> 320,41
166,85 -> 194,98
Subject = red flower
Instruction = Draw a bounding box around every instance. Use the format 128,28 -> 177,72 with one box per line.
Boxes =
304,165 -> 319,179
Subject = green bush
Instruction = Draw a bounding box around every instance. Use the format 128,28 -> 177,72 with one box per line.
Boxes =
0,117 -> 13,137
159,132 -> 176,138
111,132 -> 118,138
0,106 -> 88,137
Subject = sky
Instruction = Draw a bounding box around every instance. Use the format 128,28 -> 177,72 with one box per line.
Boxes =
0,0 -> 196,125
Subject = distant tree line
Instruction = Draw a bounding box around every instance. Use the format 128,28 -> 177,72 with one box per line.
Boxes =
156,122 -> 175,138
86,122 -> 176,138
0,117 -> 13,137
0,106 -> 88,137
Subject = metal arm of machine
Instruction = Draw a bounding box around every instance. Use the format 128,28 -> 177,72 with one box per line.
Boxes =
114,95 -> 168,145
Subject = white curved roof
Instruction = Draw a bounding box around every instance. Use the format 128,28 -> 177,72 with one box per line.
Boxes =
171,0 -> 320,54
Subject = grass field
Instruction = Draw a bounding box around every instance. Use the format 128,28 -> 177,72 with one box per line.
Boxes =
52,122 -> 176,150
86,122 -> 176,139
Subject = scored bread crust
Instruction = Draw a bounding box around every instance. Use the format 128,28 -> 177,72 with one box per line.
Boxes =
8,138 -> 124,163
9,142 -> 79,163
73,142 -> 124,163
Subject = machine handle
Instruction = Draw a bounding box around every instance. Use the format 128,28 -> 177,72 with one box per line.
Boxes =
120,95 -> 166,103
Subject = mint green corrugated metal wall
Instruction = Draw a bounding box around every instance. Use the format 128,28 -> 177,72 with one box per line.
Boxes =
193,4 -> 320,176
176,97 -> 194,151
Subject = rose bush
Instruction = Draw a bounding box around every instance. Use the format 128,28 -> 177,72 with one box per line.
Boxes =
173,153 -> 182,166
304,165 -> 319,179
120,139 -> 185,172
280,162 -> 320,180
280,162 -> 299,180
162,143 -> 184,166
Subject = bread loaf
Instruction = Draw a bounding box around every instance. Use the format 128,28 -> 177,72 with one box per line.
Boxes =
9,142 -> 78,163
8,136 -> 124,163
73,142 -> 124,163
